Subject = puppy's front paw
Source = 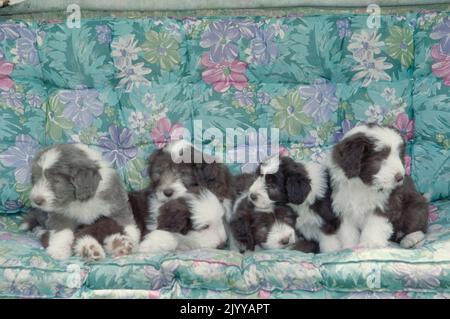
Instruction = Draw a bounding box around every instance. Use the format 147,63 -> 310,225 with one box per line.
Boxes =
47,244 -> 72,260
74,236 -> 105,261
359,232 -> 389,249
104,234 -> 135,257
359,216 -> 392,249
139,230 -> 178,253
400,231 -> 425,249
359,239 -> 389,249
46,229 -> 74,260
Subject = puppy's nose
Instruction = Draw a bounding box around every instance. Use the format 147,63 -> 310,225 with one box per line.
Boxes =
163,188 -> 174,197
249,193 -> 258,201
395,173 -> 404,183
32,196 -> 45,206
280,237 -> 290,246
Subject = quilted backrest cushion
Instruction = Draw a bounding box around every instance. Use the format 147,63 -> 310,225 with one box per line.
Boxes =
0,22 -> 47,213
0,13 -> 438,213
411,12 -> 450,201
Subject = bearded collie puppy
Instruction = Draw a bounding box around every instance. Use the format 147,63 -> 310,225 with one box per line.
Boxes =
21,144 -> 140,260
328,124 -> 428,249
230,187 -> 319,253
244,155 -> 341,253
130,140 -> 234,253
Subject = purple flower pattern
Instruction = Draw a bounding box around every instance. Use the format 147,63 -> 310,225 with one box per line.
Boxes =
59,89 -> 104,128
200,20 -> 241,63
0,135 -> 40,184
298,79 -> 339,123
97,125 -> 138,168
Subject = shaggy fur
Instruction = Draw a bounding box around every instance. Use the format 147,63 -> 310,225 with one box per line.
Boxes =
230,192 -> 318,253
134,141 -> 233,253
21,144 -> 140,260
234,173 -> 257,196
329,124 -> 429,249
247,155 -> 341,252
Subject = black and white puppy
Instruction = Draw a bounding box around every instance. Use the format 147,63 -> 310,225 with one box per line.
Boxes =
230,174 -> 319,253
134,140 -> 234,253
21,144 -> 140,260
328,124 -> 428,249
246,155 -> 341,253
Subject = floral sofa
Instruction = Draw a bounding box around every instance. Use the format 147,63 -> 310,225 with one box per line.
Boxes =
1,4 -> 450,298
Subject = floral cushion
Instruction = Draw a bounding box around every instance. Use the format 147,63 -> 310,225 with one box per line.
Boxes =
1,200 -> 449,298
1,12 -> 448,212
412,15 -> 450,201
1,10 -> 450,299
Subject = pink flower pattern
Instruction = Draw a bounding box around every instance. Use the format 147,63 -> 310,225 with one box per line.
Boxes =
151,117 -> 185,149
258,290 -> 271,299
0,59 -> 14,91
404,155 -> 411,176
428,204 -> 439,223
394,113 -> 414,142
279,146 -> 289,157
148,290 -> 160,299
431,44 -> 450,86
201,52 -> 248,93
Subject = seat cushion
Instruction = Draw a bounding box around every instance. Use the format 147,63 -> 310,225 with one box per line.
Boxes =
1,199 -> 449,298
0,215 -> 88,298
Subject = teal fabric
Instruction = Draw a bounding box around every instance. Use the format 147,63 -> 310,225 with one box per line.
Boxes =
1,199 -> 450,298
412,14 -> 450,200
2,0 -> 450,15
0,10 -> 450,298
0,13 -> 429,213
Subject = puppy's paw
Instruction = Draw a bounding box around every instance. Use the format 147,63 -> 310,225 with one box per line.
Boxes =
73,236 -> 105,261
139,230 -> 178,253
19,222 -> 31,231
104,234 -> 135,257
400,231 -> 425,249
319,235 -> 341,253
359,236 -> 389,249
46,229 -> 74,260
47,244 -> 72,260
359,216 -> 392,249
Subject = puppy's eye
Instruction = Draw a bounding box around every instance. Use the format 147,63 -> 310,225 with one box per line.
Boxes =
152,173 -> 161,181
266,175 -> 276,184
53,174 -> 68,184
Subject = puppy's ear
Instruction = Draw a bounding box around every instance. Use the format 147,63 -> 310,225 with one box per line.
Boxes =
157,198 -> 193,235
230,213 -> 255,251
234,173 -> 256,195
281,157 -> 311,205
292,239 -> 319,253
286,174 -> 312,204
332,133 -> 370,178
275,206 -> 297,227
70,166 -> 101,201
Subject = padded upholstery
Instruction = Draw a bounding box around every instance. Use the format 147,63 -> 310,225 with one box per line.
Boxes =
0,10 -> 450,298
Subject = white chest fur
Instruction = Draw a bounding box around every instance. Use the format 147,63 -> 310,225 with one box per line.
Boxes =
60,198 -> 112,224
331,177 -> 390,230
290,203 -> 323,242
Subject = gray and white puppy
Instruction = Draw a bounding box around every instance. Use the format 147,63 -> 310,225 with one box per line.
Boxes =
21,143 -> 140,260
